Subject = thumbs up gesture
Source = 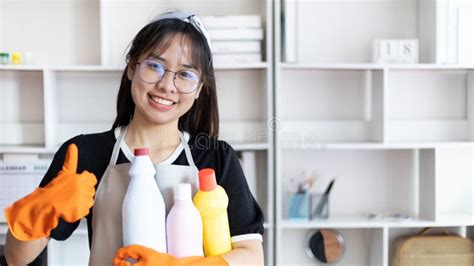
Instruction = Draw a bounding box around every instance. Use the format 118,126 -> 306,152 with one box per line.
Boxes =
4,144 -> 97,241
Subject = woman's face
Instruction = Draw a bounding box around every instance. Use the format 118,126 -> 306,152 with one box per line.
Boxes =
128,33 -> 202,126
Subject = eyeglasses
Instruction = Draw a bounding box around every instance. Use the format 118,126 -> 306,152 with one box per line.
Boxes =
137,59 -> 201,94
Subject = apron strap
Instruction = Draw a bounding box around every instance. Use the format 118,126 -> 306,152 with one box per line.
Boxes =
179,131 -> 197,168
109,126 -> 127,166
110,127 -> 195,168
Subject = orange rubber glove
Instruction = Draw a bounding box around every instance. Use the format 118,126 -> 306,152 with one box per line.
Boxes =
4,144 -> 97,241
113,245 -> 228,266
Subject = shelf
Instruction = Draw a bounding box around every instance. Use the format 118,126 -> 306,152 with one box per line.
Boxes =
280,213 -> 474,229
275,1 -> 474,265
281,63 -> 384,70
0,220 -> 86,238
4,63 -> 470,73
50,65 -> 122,72
0,65 -> 121,72
4,142 -> 472,154
0,145 -> 49,154
280,63 -> 474,70
0,222 -> 88,236
386,120 -> 472,143
280,141 -> 474,150
230,142 -> 269,151
215,62 -> 268,70
0,65 -> 44,71
387,64 -> 474,70
0,143 -> 270,154
0,63 -> 269,72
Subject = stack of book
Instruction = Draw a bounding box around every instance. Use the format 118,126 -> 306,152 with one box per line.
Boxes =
415,0 -> 473,64
201,15 -> 263,65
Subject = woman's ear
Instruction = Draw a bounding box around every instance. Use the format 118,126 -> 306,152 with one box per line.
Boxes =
195,84 -> 204,99
127,65 -> 135,81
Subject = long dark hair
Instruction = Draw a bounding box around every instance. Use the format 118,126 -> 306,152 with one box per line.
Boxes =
112,17 -> 219,138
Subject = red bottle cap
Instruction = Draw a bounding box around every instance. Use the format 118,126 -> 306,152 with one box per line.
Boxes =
199,168 -> 217,192
134,148 -> 149,156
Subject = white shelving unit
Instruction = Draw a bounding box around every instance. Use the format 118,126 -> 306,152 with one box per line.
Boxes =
3,0 -> 474,265
0,0 -> 274,265
275,0 -> 474,266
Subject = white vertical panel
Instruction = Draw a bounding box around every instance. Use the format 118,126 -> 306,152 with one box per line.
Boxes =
382,227 -> 389,266
419,149 -> 437,220
371,69 -> 385,142
418,0 -> 474,64
240,151 -> 258,198
448,0 -> 474,65
412,149 -> 420,217
368,228 -> 385,266
43,69 -> 56,150
264,0 -> 274,262
418,0 -> 438,63
436,0 -> 450,63
435,147 -> 474,216
468,71 -> 474,141
274,0 -> 283,264
100,0 -> 111,65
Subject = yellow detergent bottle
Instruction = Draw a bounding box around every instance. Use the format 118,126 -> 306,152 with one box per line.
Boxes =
193,168 -> 232,256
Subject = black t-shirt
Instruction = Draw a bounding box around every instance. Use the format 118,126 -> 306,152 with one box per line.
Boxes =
39,128 -> 264,248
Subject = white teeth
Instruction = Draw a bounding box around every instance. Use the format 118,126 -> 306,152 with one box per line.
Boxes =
151,96 -> 174,106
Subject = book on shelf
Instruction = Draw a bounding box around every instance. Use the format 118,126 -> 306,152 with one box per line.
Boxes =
201,15 -> 262,29
211,41 -> 261,54
213,53 -> 262,65
207,28 -> 263,41
419,0 -> 474,64
202,15 -> 264,64
451,1 -> 474,65
283,0 -> 297,62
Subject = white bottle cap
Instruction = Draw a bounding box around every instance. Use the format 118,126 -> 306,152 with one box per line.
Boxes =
174,183 -> 192,201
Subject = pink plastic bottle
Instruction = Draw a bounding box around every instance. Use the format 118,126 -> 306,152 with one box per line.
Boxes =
166,183 -> 204,258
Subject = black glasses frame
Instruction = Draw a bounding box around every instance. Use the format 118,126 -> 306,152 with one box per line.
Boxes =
136,60 -> 202,94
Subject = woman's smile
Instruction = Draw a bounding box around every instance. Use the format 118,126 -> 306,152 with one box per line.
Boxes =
148,93 -> 177,111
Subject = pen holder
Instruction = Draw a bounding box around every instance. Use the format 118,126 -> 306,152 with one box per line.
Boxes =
310,193 -> 329,219
287,193 -> 311,220
287,193 -> 330,220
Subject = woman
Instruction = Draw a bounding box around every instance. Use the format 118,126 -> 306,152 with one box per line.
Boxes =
5,11 -> 264,265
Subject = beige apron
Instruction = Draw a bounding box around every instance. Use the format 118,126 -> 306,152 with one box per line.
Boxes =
89,126 -> 199,265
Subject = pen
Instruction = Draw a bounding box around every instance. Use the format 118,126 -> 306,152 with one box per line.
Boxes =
313,178 -> 336,217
